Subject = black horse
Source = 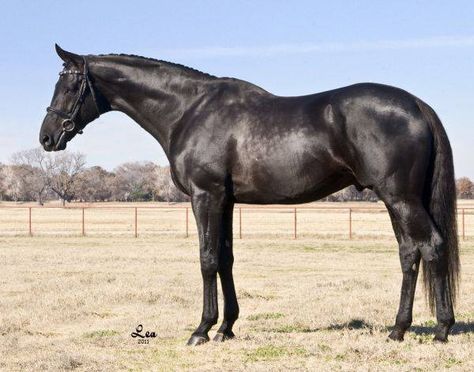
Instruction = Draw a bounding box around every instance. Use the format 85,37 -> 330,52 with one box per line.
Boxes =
40,45 -> 459,345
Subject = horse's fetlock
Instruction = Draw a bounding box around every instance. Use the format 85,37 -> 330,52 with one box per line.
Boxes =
396,318 -> 412,331
226,308 -> 239,322
438,316 -> 455,328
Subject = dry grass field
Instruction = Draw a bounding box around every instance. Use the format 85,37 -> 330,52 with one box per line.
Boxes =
0,203 -> 473,371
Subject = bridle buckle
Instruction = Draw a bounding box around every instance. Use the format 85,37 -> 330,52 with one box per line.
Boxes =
62,119 -> 75,132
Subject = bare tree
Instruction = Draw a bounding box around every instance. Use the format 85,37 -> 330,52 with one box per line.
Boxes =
1,165 -> 23,201
112,162 -> 157,201
75,166 -> 115,202
10,148 -> 50,204
0,163 -> 7,201
47,152 -> 86,206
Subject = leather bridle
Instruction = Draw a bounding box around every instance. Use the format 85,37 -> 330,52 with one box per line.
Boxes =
46,56 -> 101,149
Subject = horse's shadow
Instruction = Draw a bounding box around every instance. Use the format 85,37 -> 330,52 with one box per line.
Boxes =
326,318 -> 375,331
409,321 -> 474,335
322,318 -> 474,336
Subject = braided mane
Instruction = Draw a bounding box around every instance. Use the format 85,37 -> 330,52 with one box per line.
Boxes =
97,53 -> 217,79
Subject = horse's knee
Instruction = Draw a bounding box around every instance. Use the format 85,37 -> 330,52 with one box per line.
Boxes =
200,256 -> 218,277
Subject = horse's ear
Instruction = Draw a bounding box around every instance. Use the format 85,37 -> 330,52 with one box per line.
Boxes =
55,44 -> 83,66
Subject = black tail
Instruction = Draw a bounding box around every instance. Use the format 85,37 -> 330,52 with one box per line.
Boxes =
416,98 -> 460,313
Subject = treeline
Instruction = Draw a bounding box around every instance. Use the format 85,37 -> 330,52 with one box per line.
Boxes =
328,177 -> 474,202
0,148 -> 472,205
0,148 -> 187,205
324,186 -> 378,202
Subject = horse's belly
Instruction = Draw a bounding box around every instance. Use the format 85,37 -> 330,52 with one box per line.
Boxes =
232,155 -> 350,204
225,117 -> 351,203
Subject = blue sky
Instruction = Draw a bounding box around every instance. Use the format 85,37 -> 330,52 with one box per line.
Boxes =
1,0 -> 473,177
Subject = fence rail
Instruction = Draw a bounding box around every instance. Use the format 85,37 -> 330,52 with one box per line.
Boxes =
0,205 -> 472,240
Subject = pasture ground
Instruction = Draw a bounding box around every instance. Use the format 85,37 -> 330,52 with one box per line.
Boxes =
0,234 -> 473,371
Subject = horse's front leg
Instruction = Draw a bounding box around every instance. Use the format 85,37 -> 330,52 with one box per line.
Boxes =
214,200 -> 239,342
187,189 -> 225,346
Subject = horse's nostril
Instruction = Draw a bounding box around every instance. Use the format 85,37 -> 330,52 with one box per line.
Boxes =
42,135 -> 52,146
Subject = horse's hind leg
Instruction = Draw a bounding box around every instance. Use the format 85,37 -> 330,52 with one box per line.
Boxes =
432,264 -> 455,342
213,200 -> 239,342
385,206 -> 421,341
382,196 -> 454,341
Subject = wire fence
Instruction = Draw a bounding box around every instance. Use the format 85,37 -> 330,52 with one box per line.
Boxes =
0,205 -> 472,240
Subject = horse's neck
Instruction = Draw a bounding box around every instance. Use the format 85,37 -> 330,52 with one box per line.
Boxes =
90,57 -> 210,156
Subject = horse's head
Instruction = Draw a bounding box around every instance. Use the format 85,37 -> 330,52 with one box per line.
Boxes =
40,44 -> 103,151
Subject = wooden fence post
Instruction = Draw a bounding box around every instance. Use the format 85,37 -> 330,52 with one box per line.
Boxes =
294,208 -> 297,239
185,207 -> 189,237
349,208 -> 352,240
28,207 -> 32,237
239,207 -> 242,239
134,207 -> 138,238
462,208 -> 465,241
82,207 -> 85,236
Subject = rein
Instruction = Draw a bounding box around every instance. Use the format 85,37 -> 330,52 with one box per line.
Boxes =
46,57 -> 101,149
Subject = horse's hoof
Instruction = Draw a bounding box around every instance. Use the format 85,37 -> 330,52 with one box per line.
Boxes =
433,335 -> 448,343
186,334 -> 209,346
213,331 -> 235,342
388,330 -> 404,342
433,322 -> 453,343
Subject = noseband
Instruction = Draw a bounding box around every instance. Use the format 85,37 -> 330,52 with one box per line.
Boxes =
46,57 -> 101,146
